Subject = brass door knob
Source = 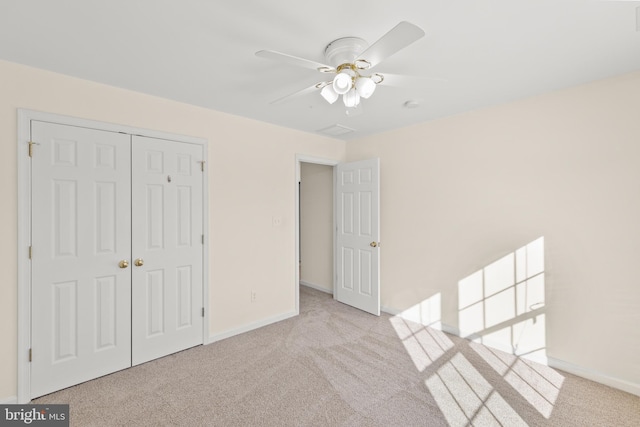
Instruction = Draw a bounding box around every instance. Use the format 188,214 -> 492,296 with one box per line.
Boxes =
119,260 -> 129,269
134,258 -> 144,267
370,242 -> 378,248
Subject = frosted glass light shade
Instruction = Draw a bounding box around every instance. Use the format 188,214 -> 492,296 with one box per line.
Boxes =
320,85 -> 339,104
332,72 -> 353,95
343,89 -> 360,107
355,77 -> 376,99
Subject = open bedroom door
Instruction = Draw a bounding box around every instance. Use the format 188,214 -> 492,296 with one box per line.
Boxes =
335,158 -> 380,315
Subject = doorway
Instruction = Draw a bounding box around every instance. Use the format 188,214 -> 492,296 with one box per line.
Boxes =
294,155 -> 381,316
299,162 -> 334,295
294,155 -> 339,315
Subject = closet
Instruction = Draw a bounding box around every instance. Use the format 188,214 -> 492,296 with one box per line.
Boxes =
28,120 -> 204,398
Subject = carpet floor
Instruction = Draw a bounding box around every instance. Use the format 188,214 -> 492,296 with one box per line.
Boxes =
34,286 -> 640,426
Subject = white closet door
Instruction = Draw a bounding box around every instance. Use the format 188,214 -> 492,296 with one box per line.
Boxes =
30,122 -> 132,398
335,158 -> 380,315
131,136 -> 204,365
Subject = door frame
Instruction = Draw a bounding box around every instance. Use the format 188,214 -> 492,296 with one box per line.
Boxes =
17,109 -> 210,403
294,155 -> 339,315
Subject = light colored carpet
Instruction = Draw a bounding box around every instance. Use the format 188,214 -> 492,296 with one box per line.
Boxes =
35,286 -> 640,426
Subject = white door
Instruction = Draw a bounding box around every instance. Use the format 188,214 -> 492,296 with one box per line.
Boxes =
335,158 -> 380,315
31,122 -> 132,397
30,124 -> 205,397
131,136 -> 204,365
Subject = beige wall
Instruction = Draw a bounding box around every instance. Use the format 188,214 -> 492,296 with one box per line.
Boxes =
347,71 -> 640,391
300,163 -> 334,292
0,60 -> 346,400
2,58 -> 639,400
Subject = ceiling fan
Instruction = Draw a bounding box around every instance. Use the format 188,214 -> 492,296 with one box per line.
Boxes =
256,21 -> 430,108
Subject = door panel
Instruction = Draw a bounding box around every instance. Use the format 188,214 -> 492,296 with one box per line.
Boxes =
131,136 -> 203,365
336,159 -> 380,315
31,122 -> 132,398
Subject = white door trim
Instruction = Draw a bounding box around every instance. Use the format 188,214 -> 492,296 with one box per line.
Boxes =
17,109 -> 210,403
294,154 -> 339,315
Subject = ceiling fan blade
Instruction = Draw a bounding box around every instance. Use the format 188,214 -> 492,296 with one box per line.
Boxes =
256,50 -> 335,73
269,82 -> 329,105
355,21 -> 425,69
378,73 -> 447,89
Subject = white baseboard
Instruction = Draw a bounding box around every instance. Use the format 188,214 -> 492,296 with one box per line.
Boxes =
0,396 -> 18,404
439,323 -> 460,337
381,305 -> 639,397
205,310 -> 297,345
380,305 -> 400,316
547,356 -> 640,397
381,306 -> 460,336
300,280 -> 332,294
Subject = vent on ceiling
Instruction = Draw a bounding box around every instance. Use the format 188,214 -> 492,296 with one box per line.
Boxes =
316,124 -> 355,137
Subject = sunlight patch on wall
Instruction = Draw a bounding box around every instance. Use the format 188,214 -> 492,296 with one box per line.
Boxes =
458,237 -> 547,363
471,342 -> 565,419
389,293 -> 454,372
389,236 -> 565,424
425,352 -> 528,427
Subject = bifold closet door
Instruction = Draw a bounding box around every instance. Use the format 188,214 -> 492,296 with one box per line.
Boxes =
130,135 -> 204,366
30,122 -> 132,398
30,124 -> 204,397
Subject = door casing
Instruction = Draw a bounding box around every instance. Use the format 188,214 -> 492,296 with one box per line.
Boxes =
17,109 -> 210,403
295,155 -> 381,316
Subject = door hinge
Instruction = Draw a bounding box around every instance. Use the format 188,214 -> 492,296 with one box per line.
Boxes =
28,348 -> 32,362
199,161 -> 205,172
28,246 -> 32,259
201,234 -> 204,245
201,307 -> 205,317
28,141 -> 41,157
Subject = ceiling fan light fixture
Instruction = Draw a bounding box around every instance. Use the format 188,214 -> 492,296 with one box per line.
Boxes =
355,77 -> 376,99
320,84 -> 339,104
332,72 -> 353,95
371,73 -> 384,84
343,89 -> 360,108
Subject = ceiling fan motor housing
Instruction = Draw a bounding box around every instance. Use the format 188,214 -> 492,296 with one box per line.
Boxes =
324,37 -> 368,67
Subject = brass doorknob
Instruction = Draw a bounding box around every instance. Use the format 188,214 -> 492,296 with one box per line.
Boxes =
134,258 -> 144,267
119,260 -> 129,269
370,242 -> 378,248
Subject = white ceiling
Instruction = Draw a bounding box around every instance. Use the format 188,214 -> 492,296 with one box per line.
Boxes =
1,0 -> 639,140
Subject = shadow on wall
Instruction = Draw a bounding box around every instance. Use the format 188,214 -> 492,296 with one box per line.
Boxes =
390,237 -> 564,424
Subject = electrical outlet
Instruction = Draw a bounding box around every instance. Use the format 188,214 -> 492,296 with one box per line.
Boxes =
272,216 -> 282,227
251,291 -> 257,302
